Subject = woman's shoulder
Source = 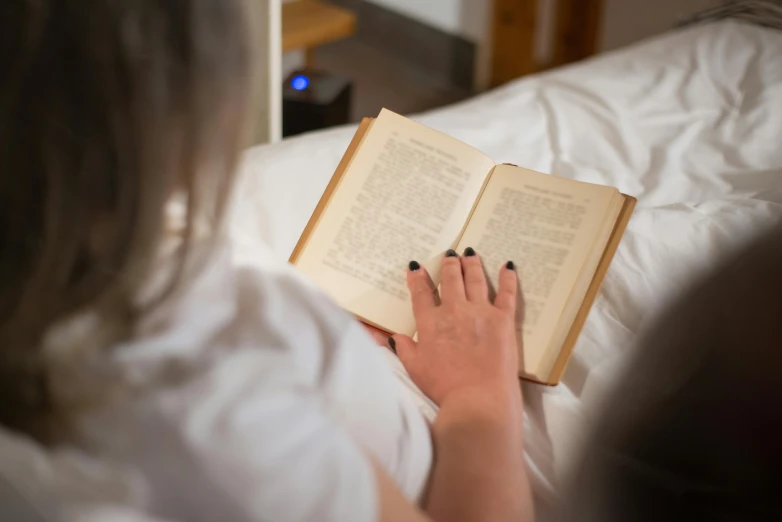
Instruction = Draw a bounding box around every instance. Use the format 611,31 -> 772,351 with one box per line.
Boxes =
119,239 -> 372,386
21,240 -> 429,520
54,241 -> 385,520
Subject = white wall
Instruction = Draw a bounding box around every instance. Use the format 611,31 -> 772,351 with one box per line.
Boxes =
282,50 -> 305,78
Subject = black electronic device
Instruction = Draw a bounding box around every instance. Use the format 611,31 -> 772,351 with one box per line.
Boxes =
282,70 -> 352,137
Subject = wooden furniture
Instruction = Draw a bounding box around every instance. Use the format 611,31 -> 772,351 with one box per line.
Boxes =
490,0 -> 604,87
490,0 -> 539,86
553,0 -> 604,66
282,0 -> 357,68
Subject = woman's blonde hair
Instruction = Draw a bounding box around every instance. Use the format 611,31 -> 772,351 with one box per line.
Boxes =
0,0 -> 256,441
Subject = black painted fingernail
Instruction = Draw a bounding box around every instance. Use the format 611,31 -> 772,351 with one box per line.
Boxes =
464,247 -> 476,257
409,260 -> 420,271
388,337 -> 396,353
445,249 -> 458,257
506,261 -> 515,270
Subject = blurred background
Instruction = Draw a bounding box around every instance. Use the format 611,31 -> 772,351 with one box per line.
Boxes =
270,0 -> 725,140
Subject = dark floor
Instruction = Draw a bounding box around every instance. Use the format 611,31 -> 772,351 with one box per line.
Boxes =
313,37 -> 472,122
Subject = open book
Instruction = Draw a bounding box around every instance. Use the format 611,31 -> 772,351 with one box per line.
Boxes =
291,109 -> 635,385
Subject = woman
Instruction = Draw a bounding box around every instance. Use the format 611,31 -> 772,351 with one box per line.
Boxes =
0,2 -> 532,521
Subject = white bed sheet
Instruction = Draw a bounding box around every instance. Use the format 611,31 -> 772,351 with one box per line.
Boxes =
230,20 -> 782,498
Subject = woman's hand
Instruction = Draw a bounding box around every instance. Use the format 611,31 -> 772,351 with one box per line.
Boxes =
391,248 -> 522,406
391,249 -> 533,522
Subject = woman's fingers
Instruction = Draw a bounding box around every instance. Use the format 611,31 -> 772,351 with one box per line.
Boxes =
494,261 -> 518,314
460,247 -> 489,302
390,334 -> 417,363
439,251 -> 466,303
407,262 -> 437,315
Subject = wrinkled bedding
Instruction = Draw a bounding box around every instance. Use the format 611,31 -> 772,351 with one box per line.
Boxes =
230,20 -> 782,497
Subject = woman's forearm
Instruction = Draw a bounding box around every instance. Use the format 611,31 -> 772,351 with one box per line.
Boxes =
424,386 -> 533,522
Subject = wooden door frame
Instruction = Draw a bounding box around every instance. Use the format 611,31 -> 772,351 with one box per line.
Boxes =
489,0 -> 604,87
552,0 -> 604,66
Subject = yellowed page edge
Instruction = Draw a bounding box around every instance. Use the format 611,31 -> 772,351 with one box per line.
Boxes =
289,118 -> 374,264
535,190 -> 624,379
541,194 -> 636,385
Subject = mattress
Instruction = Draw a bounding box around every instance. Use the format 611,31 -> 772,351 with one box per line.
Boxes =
230,20 -> 782,498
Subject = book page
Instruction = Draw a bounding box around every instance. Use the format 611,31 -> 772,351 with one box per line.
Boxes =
296,109 -> 495,335
456,165 -> 619,379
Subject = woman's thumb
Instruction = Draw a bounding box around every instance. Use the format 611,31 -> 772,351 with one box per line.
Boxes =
389,334 -> 417,362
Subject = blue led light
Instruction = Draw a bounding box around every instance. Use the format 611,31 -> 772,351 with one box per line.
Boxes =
291,75 -> 310,91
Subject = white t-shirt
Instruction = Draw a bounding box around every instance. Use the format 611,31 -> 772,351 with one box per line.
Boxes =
0,241 -> 435,522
